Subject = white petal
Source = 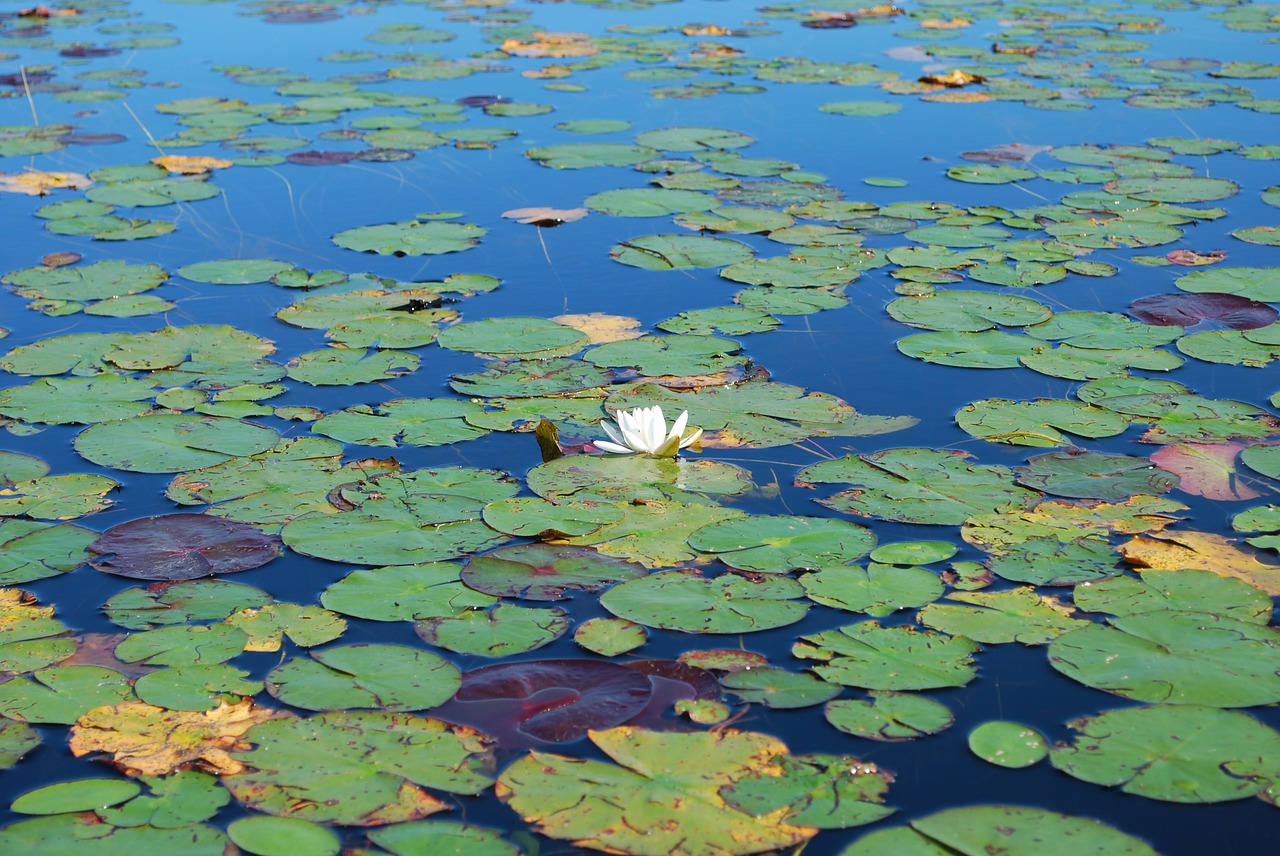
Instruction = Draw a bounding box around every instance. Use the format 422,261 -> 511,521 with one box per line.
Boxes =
641,406 -> 666,452
668,409 -> 689,442
600,420 -> 627,447
678,425 -> 704,449
594,439 -> 637,454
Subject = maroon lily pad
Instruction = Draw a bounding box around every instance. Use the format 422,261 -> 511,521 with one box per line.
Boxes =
285,150 -> 360,166
460,543 -> 646,601
89,513 -> 282,580
1129,292 -> 1278,330
60,132 -> 127,146
435,659 -> 653,746
457,95 -> 510,107
621,659 -> 724,729
60,45 -> 122,58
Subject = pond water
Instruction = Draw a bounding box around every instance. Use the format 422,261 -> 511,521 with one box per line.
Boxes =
0,0 -> 1278,853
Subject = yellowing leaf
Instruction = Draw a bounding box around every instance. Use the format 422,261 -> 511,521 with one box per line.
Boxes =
920,18 -> 971,28
500,32 -> 599,58
1120,530 -> 1280,595
151,155 -> 233,175
919,70 -> 987,88
551,312 -> 643,344
0,170 -> 91,196
683,24 -> 733,36
502,206 -> 588,225
70,698 -> 291,776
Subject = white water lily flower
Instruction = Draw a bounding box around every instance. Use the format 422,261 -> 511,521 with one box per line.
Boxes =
595,405 -> 703,457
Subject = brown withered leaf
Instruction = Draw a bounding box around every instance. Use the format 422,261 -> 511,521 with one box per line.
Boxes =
1120,530 -> 1280,595
919,69 -> 987,88
60,633 -> 155,678
70,698 -> 292,777
920,17 -> 971,28
1167,249 -> 1227,266
551,312 -> 642,344
683,24 -> 733,36
151,155 -> 233,175
0,169 -> 91,196
500,32 -> 598,58
502,206 -> 588,226
41,251 -> 81,268
992,43 -> 1039,55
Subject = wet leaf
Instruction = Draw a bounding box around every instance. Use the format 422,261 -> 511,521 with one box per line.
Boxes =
1130,292 -> 1277,329
333,220 -> 486,255
918,588 -> 1082,645
1149,441 -> 1262,500
0,717 -> 40,768
1048,612 -> 1280,706
75,413 -> 280,473
793,623 -> 979,690
496,727 -> 817,854
956,398 -> 1129,447
222,603 -> 346,651
0,473 -> 118,521
134,664 -> 262,712
89,513 -> 281,580
886,290 -> 1051,332
800,563 -> 943,617
224,712 -> 493,824
227,817 -> 339,856
114,624 -> 247,667
798,448 -> 1039,526
0,814 -> 231,855
610,234 -> 754,270
1013,450 -> 1179,500
178,258 -> 293,284
436,659 -> 652,746
368,821 -> 521,856
415,603 -> 570,657
460,543 -> 645,600
601,569 -> 807,634
321,563 -> 497,622
825,691 -> 953,742
313,399 -> 488,447
1051,705 -> 1280,803
1074,568 -> 1273,624
721,751 -> 893,829
984,536 -> 1122,586
266,644 -> 460,712
687,515 -> 874,572
437,316 -> 586,357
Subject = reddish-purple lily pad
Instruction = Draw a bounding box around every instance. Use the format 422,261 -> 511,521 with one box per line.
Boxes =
285,150 -> 360,166
89,513 -> 282,580
434,659 -> 652,747
1129,292 -> 1278,330
621,659 -> 724,728
460,543 -> 646,601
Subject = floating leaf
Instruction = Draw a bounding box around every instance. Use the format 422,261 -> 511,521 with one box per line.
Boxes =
984,536 -> 1122,586
496,727 -> 816,855
436,659 -> 652,746
114,624 -> 247,667
89,513 -> 281,580
610,234 -> 754,270
1130,292 -> 1277,329
0,718 -> 40,769
222,602 -> 346,651
178,258 -> 294,284
313,399 -> 488,447
75,414 -> 280,473
585,187 -> 715,217
794,622 -> 979,690
800,563 -> 943,617
286,348 -> 419,385
0,665 -> 134,724
886,290 -> 1051,332
688,515 -> 875,572
720,667 -> 841,710
798,448 -> 1039,526
601,569 -> 807,634
0,473 -> 118,521
332,220 -> 486,255
1119,530 -> 1280,595
227,817 -> 339,856
1149,441 -> 1262,500
104,580 -> 272,630
415,603 -> 570,657
481,497 -> 627,538
266,644 -> 460,712
134,664 -> 263,711
224,711 -> 493,824
437,317 -> 586,357
956,398 -> 1129,447
1074,568 -> 1273,624
919,588 -> 1080,645
825,691 -> 953,742
720,751 -> 893,830
460,543 -> 645,600
1048,612 -> 1280,706
367,821 -> 520,856
1051,705 -> 1280,803
1013,450 -> 1179,500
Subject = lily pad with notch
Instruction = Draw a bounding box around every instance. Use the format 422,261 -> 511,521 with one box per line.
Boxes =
89,513 -> 281,580
793,622 -> 980,690
687,515 -> 875,572
1014,449 -> 1179,499
75,413 -> 280,473
265,644 -> 460,712
600,568 -> 808,634
918,587 -> 1083,645
415,603 -> 570,657
1074,567 -> 1273,624
460,543 -> 646,600
800,563 -> 944,617
525,455 -> 753,505
436,316 -> 587,358
321,563 -> 496,622
825,691 -> 954,742
332,219 -> 486,256
610,234 -> 754,270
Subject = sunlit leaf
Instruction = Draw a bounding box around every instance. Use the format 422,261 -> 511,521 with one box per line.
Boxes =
266,644 -> 460,712
825,691 -> 953,742
793,622 -> 979,689
416,603 -> 570,657
1074,568 -> 1273,624
1119,529 -> 1280,595
601,569 -> 807,633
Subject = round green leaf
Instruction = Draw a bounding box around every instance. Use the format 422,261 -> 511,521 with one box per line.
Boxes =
333,220 -> 485,255
610,234 -> 754,270
266,644 -> 460,711
227,816 -> 339,856
720,667 -> 841,709
824,691 -> 954,742
967,721 -> 1048,768
460,543 -> 645,600
415,603 -> 570,657
688,515 -> 875,572
801,563 -> 944,617
436,317 -> 586,357
12,778 -> 142,814
793,623 -> 979,690
178,259 -> 295,284
600,569 -> 808,634
74,413 -> 280,473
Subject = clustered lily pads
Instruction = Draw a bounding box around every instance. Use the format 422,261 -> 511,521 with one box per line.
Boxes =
0,0 -> 1278,854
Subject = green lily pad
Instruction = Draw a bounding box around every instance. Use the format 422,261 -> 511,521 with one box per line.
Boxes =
687,515 -> 875,572
114,623 -> 248,667
610,234 -> 754,270
222,603 -> 346,651
825,691 -> 954,742
278,290 -> 457,349
967,721 -> 1048,768
585,335 -> 744,377
497,727 -> 816,855
0,665 -> 135,725
437,317 -> 586,357
178,259 -> 295,284
559,500 -> 745,567
1106,176 -> 1240,203
461,543 -> 645,600
74,413 -> 280,473
321,563 -> 497,622
0,522 -> 90,583
281,469 -> 516,566
225,711 -> 494,825
3,260 -> 167,301
368,821 -> 520,856
227,816 -> 340,856
584,187 -> 715,216
721,252 -> 866,289
1177,328 -> 1280,367
720,667 -> 841,709
1048,612 -> 1280,706
0,471 -> 115,520
313,399 -> 488,447
844,805 -> 1159,855
984,536 -> 1123,586
918,587 -> 1082,645
800,563 -> 944,617
266,644 -> 460,711
332,220 -> 486,255
95,769 -> 229,829
600,569 -> 808,634
12,777 -> 142,814
868,541 -> 956,565
286,348 -> 420,385
0,452 -> 48,484
657,306 -> 780,336
574,617 -> 648,657
527,456 -> 752,506
415,603 -> 570,657
134,664 -> 263,711
675,206 -> 796,234
886,290 -> 1052,332
525,143 -> 659,169
897,330 -> 1041,368
1174,265 -> 1280,302
1073,568 -> 1273,624
819,100 -> 901,117
0,718 -> 40,769
1051,704 -> 1280,803
635,127 -> 755,151
793,622 -> 979,690
720,751 -> 894,829
450,357 -> 611,397
798,448 -> 1039,526
86,175 -> 220,207
956,399 -> 1130,447
104,579 -> 274,630
481,497 -> 627,538
1014,450 -> 1179,499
